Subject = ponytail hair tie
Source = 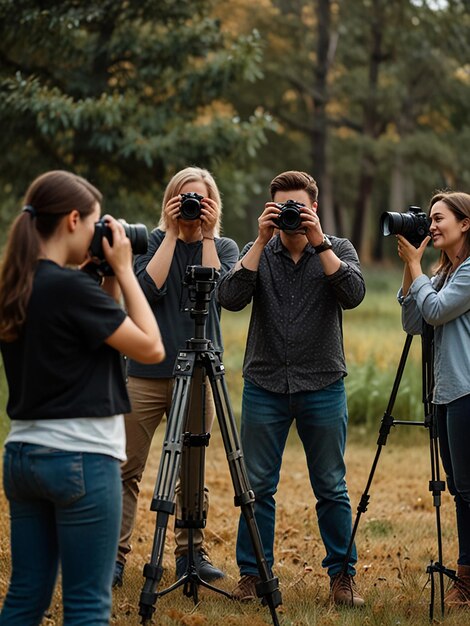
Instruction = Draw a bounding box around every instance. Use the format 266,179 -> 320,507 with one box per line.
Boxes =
22,205 -> 37,218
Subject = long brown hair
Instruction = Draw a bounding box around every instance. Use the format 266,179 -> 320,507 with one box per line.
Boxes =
0,170 -> 102,342
431,191 -> 470,285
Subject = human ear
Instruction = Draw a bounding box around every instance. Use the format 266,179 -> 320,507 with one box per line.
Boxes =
66,210 -> 80,231
461,218 -> 470,233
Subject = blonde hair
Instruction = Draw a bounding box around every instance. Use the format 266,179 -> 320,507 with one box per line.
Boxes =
158,167 -> 222,236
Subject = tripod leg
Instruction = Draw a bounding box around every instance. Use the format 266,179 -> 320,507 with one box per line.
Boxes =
176,367 -> 209,602
138,353 -> 196,624
341,334 -> 414,576
176,368 -> 208,545
204,351 -> 282,626
426,406 -> 447,619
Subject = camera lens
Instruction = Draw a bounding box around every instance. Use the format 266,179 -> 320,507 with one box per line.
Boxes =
180,193 -> 203,220
280,207 -> 302,230
123,223 -> 148,255
277,200 -> 303,231
89,219 -> 148,259
380,212 -> 404,237
380,207 -> 430,247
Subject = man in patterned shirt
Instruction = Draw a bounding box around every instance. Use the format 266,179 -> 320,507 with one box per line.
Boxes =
217,170 -> 365,607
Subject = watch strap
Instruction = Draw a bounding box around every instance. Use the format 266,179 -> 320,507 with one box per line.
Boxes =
314,236 -> 332,254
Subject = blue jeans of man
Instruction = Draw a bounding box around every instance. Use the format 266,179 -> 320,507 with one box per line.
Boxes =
236,379 -> 357,578
436,394 -> 470,566
0,443 -> 122,626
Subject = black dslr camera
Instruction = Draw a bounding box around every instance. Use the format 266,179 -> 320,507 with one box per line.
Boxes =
274,199 -> 304,231
89,218 -> 148,260
86,218 -> 148,278
180,192 -> 204,220
380,206 -> 430,247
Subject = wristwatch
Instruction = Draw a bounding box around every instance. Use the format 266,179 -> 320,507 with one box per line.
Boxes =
314,235 -> 333,254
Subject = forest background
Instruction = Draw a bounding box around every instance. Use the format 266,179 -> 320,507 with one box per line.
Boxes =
2,0 -> 468,431
0,2 -> 470,623
0,0 -> 469,259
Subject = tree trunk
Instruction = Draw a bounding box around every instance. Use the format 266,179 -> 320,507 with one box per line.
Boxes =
311,0 -> 336,233
351,0 -> 385,259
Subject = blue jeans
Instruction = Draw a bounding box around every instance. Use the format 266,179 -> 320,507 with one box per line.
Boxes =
0,443 -> 122,626
236,379 -> 357,578
436,394 -> 470,566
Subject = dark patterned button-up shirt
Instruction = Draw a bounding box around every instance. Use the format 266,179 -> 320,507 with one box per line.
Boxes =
217,234 -> 365,394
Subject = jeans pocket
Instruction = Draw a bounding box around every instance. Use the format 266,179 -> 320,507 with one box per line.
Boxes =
2,446 -> 15,500
29,449 -> 86,506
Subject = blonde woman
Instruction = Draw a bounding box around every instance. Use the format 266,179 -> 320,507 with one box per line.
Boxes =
114,167 -> 238,586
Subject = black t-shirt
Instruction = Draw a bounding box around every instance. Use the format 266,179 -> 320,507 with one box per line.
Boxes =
0,260 -> 130,420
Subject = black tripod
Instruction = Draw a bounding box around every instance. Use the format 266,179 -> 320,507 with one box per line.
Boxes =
138,265 -> 282,626
342,324 -> 456,620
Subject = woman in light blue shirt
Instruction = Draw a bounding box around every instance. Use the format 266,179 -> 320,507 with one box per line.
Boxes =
397,191 -> 470,609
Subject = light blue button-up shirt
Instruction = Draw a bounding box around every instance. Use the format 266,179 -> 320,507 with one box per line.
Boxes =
398,257 -> 470,404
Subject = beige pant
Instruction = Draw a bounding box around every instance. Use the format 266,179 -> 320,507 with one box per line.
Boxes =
118,374 -> 215,563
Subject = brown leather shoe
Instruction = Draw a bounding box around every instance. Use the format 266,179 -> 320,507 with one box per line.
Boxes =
330,572 -> 365,607
445,565 -> 470,608
231,574 -> 262,601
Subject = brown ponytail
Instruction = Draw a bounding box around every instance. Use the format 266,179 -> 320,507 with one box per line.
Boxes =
0,170 -> 102,341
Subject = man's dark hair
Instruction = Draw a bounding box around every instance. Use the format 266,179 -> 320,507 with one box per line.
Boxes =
270,171 -> 318,203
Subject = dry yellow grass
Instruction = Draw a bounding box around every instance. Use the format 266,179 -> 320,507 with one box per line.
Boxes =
0,425 -> 465,626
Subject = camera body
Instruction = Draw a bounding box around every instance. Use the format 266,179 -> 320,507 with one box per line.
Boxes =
274,199 -> 304,231
380,205 -> 430,247
89,218 -> 148,260
180,192 -> 204,220
86,218 -> 148,278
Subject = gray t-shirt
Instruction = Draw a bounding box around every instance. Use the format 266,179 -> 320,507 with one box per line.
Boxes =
128,229 -> 239,379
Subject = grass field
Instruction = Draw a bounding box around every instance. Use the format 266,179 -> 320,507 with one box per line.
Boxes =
0,431 -> 460,625
1,265 -> 461,625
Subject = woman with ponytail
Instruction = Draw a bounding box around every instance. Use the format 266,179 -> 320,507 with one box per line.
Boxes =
0,170 -> 165,626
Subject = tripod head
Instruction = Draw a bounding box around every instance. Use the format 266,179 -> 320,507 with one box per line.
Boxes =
183,265 -> 220,340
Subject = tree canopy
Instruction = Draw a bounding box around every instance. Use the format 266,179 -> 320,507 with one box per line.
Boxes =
0,0 -> 271,237
1,0 -> 469,256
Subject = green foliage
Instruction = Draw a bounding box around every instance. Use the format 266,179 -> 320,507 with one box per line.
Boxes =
345,358 -> 422,429
364,518 -> 394,538
217,0 -> 470,252
0,0 -> 273,242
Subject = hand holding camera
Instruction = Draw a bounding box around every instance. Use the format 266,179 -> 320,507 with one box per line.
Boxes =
99,217 -> 134,277
396,233 -> 431,268
257,203 -> 281,244
296,204 -> 325,247
84,216 -> 148,280
271,200 -> 324,246
178,192 -> 218,238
